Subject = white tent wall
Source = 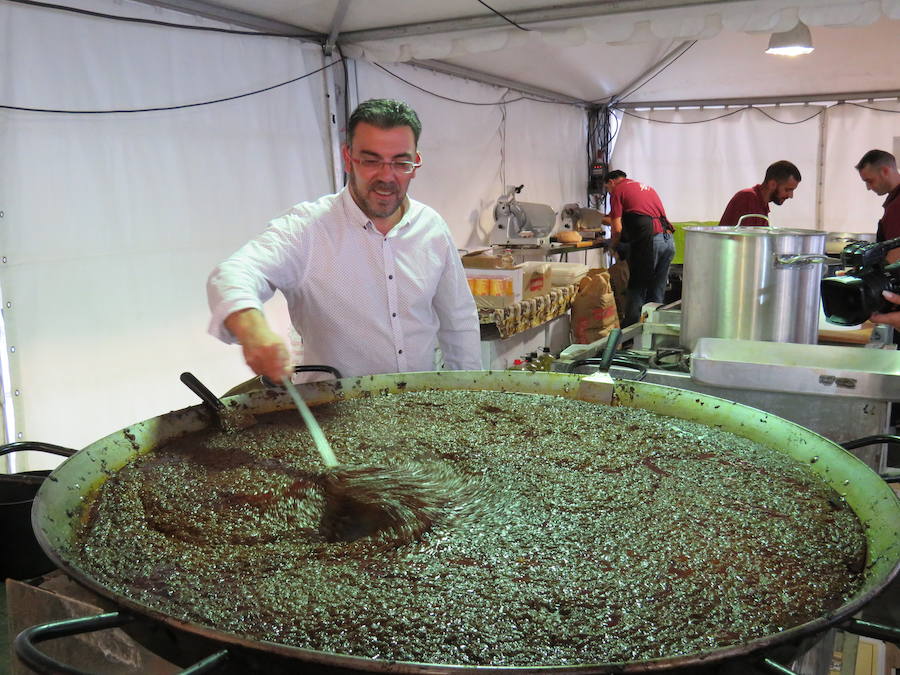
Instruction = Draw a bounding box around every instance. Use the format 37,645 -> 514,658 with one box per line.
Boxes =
610,106 -> 822,226
611,102 -> 900,230
821,100 -> 900,232
353,61 -> 588,251
1,0 -> 333,467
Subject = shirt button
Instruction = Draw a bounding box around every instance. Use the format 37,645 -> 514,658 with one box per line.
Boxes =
398,349 -> 403,354
388,274 -> 393,280
392,312 -> 397,317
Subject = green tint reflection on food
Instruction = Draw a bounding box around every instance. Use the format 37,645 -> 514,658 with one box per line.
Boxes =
73,391 -> 866,666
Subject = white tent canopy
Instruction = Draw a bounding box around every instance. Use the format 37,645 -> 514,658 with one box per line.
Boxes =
2,0 -> 899,467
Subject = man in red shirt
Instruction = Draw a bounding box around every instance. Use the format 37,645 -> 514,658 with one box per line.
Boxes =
855,149 -> 900,261
718,160 -> 801,227
605,170 -> 675,326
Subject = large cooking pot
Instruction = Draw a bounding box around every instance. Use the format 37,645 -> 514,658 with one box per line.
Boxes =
16,371 -> 900,674
680,224 -> 828,351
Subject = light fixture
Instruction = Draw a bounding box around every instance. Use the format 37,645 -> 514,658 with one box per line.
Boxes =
766,20 -> 814,56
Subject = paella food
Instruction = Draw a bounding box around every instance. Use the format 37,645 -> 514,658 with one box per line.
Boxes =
72,390 -> 867,666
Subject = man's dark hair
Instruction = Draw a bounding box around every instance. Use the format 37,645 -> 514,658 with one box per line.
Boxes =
763,160 -> 801,184
604,170 -> 627,182
347,99 -> 422,147
855,149 -> 897,171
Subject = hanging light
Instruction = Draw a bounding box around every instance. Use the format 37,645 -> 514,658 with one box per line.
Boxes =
766,21 -> 814,56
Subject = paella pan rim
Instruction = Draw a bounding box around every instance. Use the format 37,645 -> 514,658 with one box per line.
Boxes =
30,370 -> 900,673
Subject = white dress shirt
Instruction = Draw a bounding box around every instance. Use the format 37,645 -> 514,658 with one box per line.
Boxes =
208,187 -> 482,378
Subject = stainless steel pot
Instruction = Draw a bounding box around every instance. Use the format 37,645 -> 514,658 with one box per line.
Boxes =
18,371 -> 900,673
680,225 -> 828,351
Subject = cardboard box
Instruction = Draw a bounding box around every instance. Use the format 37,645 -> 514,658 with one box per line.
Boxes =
465,267 -> 523,309
521,261 -> 552,299
461,250 -> 505,269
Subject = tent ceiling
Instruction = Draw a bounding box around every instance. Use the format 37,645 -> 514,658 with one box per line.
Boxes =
132,0 -> 900,105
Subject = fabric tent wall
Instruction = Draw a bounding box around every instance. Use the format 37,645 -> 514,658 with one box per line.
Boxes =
610,101 -> 900,231
353,61 -> 588,251
0,0 -> 333,465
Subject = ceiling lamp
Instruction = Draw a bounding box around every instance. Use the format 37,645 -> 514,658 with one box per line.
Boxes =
766,21 -> 814,56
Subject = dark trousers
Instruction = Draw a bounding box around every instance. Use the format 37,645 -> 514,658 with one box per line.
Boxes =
621,213 -> 675,326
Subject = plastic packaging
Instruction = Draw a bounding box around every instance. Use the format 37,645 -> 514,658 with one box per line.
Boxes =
499,248 -> 516,269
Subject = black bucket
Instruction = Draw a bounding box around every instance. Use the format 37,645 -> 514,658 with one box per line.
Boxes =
1,442 -> 75,580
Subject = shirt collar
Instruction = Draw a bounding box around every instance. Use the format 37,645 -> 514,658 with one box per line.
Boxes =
339,186 -> 412,234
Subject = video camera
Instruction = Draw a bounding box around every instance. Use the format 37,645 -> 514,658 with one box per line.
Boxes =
821,236 -> 900,325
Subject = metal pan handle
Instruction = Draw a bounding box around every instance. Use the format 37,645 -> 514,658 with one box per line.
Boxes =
14,612 -> 230,674
180,371 -> 226,414
260,364 -> 344,389
0,441 -> 77,459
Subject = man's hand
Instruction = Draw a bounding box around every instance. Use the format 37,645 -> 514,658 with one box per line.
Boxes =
870,290 -> 900,329
224,309 -> 292,382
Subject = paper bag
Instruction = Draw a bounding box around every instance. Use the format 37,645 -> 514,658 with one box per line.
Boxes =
607,260 -> 630,324
570,268 -> 620,344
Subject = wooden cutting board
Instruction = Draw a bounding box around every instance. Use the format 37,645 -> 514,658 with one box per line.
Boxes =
817,321 -> 876,344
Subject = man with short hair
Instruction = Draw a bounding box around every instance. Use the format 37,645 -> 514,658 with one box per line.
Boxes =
718,160 -> 801,226
855,149 -> 900,263
604,170 -> 675,326
207,98 -> 482,382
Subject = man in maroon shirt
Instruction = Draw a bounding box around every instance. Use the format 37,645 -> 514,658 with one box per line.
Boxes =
855,149 -> 900,261
718,160 -> 801,227
605,170 -> 675,326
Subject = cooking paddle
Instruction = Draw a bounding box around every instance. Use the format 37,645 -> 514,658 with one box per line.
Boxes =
281,376 -> 473,545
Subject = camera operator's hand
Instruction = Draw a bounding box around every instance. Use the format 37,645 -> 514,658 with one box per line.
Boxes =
870,290 -> 900,329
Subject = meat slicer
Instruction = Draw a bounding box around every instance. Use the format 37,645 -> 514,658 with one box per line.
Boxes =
490,185 -> 558,247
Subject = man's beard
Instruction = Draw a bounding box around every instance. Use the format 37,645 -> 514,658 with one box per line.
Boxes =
349,174 -> 403,220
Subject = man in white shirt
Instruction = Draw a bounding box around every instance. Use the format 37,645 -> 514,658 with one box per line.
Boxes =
208,99 -> 482,382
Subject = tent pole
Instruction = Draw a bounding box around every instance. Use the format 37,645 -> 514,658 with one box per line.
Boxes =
815,109 -> 828,231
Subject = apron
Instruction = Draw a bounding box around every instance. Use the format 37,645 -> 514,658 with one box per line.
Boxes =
621,213 -> 673,284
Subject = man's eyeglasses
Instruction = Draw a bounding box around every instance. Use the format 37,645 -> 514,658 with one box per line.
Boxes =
349,155 -> 422,175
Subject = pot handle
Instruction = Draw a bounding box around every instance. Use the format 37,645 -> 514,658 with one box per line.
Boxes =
0,441 -> 77,459
14,612 -> 230,674
773,253 -> 842,267
735,213 -> 769,228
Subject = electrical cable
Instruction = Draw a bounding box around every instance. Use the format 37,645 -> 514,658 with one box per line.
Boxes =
614,41 -> 697,104
4,0 -> 321,39
475,0 -> 532,32
373,63 -> 574,107
617,106 -> 750,124
846,101 -> 900,114
1,59 -> 341,114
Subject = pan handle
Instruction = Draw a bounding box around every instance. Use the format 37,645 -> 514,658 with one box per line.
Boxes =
757,659 -> 799,675
260,364 -> 344,389
180,371 -> 226,414
14,612 -> 230,674
0,441 -> 77,459
839,435 -> 900,483
841,618 -> 900,644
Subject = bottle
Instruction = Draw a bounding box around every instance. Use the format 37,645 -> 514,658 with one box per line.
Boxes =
507,359 -> 525,371
537,347 -> 555,372
499,248 -> 515,269
523,356 -> 538,372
